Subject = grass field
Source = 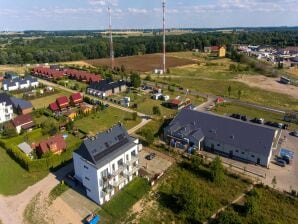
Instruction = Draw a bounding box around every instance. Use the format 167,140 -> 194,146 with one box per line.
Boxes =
0,147 -> 47,195
156,77 -> 298,111
30,90 -> 71,109
137,164 -> 250,223
212,103 -> 298,131
0,65 -> 28,74
86,53 -> 195,72
74,107 -> 141,134
213,186 -> 298,224
99,177 -> 150,223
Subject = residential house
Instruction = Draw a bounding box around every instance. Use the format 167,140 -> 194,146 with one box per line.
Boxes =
64,109 -> 78,121
204,46 -> 226,57
163,97 -> 191,110
87,79 -> 127,98
32,67 -> 64,80
56,96 -> 69,110
164,109 -> 278,167
10,97 -> 33,115
4,72 -> 19,80
18,142 -> 33,157
73,124 -> 141,205
36,134 -> 67,156
2,76 -> 39,92
0,93 -> 14,123
11,114 -> 35,134
65,69 -> 102,83
80,103 -> 93,114
70,92 -> 83,107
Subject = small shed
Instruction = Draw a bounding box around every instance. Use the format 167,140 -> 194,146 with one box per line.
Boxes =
18,142 -> 33,156
152,93 -> 162,100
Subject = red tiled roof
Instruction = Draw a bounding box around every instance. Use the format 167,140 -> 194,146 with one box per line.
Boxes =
32,67 -> 64,79
169,99 -> 182,105
38,134 -> 67,154
70,92 -> 83,103
12,114 -> 33,127
49,102 -> 59,111
56,96 -> 69,107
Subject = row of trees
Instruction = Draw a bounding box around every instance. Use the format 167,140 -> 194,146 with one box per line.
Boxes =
1,30 -> 298,64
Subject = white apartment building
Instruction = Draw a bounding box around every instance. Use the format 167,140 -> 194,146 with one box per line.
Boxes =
73,124 -> 141,205
0,93 -> 14,123
2,76 -> 39,92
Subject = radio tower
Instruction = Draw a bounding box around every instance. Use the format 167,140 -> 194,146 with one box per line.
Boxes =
108,6 -> 114,70
162,0 -> 166,73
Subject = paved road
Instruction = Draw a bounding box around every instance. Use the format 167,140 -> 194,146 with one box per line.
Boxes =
0,163 -> 73,224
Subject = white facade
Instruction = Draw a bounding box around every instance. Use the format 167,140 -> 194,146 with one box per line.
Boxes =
0,102 -> 13,123
73,139 -> 141,205
3,79 -> 39,92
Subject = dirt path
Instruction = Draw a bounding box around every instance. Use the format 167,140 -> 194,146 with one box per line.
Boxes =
0,164 -> 73,224
234,75 -> 298,99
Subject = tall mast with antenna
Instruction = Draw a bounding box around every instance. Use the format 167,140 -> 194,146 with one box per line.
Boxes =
108,5 -> 114,70
162,0 -> 166,73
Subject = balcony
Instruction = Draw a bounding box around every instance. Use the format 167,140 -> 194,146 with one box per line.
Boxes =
102,184 -> 113,195
112,164 -> 126,176
126,155 -> 139,166
102,173 -> 113,182
111,176 -> 126,187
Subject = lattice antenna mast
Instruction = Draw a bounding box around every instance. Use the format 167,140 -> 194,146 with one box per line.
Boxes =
162,0 -> 166,73
108,5 -> 114,70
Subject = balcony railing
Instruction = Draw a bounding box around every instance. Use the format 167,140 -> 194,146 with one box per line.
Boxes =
111,176 -> 126,187
102,173 -> 113,182
112,164 -> 126,176
102,184 -> 113,195
126,155 -> 139,166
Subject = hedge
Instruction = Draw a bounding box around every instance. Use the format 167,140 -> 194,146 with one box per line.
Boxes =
0,136 -> 81,172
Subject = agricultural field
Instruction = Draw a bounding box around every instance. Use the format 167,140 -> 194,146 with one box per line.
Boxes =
0,147 -> 47,195
212,103 -> 298,131
0,64 -> 28,75
74,107 -> 141,135
85,53 -> 195,72
155,77 -> 298,111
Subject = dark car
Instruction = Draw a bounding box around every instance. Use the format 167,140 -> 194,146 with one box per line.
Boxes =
275,158 -> 286,167
231,114 -> 241,119
104,104 -> 110,108
240,115 -> 247,121
146,153 -> 156,160
281,155 -> 291,164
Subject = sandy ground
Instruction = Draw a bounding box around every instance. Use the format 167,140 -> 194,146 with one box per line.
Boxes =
234,75 -> 298,99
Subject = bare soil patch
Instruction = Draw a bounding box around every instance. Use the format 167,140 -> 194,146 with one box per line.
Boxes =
234,75 -> 298,99
85,53 -> 195,72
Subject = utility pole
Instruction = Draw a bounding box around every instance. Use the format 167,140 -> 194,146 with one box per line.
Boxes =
162,0 -> 166,73
108,6 -> 114,70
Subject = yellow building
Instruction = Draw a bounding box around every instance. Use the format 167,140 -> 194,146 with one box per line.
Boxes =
218,46 -> 226,57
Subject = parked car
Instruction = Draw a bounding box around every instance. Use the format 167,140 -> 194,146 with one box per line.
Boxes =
275,158 -> 286,167
240,115 -> 247,121
146,153 -> 156,160
281,155 -> 291,164
292,130 -> 298,137
251,118 -> 264,124
231,114 -> 241,119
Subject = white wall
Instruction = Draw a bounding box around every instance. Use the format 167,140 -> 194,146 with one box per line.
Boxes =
0,103 -> 13,123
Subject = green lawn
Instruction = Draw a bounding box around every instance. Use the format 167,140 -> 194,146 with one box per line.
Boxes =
156,77 -> 298,111
213,186 -> 298,224
212,103 -> 298,131
30,89 -> 71,109
0,147 -> 48,195
3,128 -> 49,145
99,177 -> 150,223
138,164 -> 250,224
74,107 -> 141,134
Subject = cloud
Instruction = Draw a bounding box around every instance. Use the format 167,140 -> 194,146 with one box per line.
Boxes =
88,0 -> 118,6
127,8 -> 148,14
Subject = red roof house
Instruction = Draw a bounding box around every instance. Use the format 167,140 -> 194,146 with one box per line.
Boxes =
36,134 -> 67,156
11,114 -> 35,134
56,96 -> 69,109
49,102 -> 59,112
70,92 -> 83,105
215,97 -> 225,104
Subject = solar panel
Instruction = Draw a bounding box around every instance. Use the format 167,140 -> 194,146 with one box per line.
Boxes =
93,138 -> 129,162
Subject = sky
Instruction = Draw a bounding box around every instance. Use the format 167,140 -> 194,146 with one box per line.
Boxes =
1,0 -> 298,31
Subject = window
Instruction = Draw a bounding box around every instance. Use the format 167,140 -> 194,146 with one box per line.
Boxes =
251,155 -> 255,158
112,164 -> 115,171
85,176 -> 90,181
126,154 -> 129,161
217,144 -> 220,147
241,152 -> 245,155
235,150 -> 239,153
84,165 -> 89,169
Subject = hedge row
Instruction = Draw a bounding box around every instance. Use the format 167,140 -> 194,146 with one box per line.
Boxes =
0,139 -> 81,172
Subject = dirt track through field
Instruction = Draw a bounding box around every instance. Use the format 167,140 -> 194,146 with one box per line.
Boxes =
234,75 -> 298,100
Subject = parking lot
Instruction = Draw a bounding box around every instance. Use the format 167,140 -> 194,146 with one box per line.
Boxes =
139,147 -> 174,178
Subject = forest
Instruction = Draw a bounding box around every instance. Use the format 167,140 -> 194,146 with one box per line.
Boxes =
0,29 -> 298,65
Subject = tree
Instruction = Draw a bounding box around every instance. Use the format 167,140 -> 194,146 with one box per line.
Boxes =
272,176 -> 277,189
215,208 -> 241,224
228,85 -> 232,97
210,156 -> 225,185
3,123 -> 17,138
41,120 -> 58,136
132,112 -> 138,121
245,195 -> 259,215
237,89 -> 243,99
152,106 -> 161,115
141,128 -> 155,145
130,73 -> 141,88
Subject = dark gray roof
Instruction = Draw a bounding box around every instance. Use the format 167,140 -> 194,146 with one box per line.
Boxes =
75,124 -> 136,168
89,79 -> 126,92
10,97 -> 33,110
165,109 -> 277,157
0,93 -> 13,106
